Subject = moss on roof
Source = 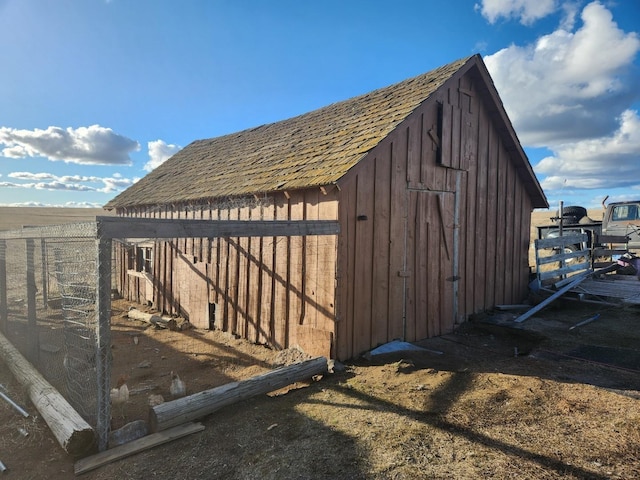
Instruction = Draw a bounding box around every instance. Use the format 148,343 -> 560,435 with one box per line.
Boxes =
106,56 -> 475,209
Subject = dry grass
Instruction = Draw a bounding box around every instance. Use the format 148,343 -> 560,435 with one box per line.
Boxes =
0,208 -> 639,480
0,207 -> 109,231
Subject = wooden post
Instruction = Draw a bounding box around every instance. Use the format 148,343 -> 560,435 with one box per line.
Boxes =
149,356 -> 328,432
41,239 -> 48,309
95,238 -> 112,452
0,329 -> 95,457
26,239 -> 38,362
0,240 -> 6,334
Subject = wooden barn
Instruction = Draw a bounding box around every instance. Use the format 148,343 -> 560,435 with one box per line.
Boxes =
105,54 -> 548,360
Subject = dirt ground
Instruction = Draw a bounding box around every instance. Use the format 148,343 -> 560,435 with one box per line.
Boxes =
0,208 -> 639,479
1,298 -> 639,480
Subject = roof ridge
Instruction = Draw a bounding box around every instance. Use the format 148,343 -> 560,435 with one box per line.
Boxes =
193,55 -> 476,144
106,55 -> 477,209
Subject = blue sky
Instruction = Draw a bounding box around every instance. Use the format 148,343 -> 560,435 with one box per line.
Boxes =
0,0 -> 638,210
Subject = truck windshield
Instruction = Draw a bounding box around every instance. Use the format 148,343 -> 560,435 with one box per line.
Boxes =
612,205 -> 639,221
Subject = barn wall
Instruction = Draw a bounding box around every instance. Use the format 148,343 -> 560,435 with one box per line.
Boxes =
113,189 -> 339,358
335,67 -> 534,360
112,67 -> 536,362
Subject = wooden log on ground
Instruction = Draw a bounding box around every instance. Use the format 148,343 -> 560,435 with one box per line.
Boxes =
149,356 -> 328,432
127,308 -> 176,330
0,330 -> 95,457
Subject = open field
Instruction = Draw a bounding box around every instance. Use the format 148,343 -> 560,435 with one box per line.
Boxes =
0,207 -> 638,480
0,207 -> 111,231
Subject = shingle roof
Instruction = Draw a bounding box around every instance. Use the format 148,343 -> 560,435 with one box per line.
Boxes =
106,56 -> 476,209
106,54 -> 547,209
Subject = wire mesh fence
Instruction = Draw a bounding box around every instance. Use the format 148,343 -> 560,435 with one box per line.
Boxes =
0,222 -> 112,452
0,214 -> 339,456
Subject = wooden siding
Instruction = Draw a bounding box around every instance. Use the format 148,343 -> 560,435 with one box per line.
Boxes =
334,68 -> 534,360
113,190 -> 339,358
113,65 -> 537,361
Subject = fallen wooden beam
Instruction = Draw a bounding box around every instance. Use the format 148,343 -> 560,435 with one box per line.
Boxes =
149,356 -> 328,432
0,330 -> 95,457
74,422 -> 204,475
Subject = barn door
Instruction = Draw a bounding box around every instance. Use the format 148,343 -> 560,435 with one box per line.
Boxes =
404,190 -> 455,341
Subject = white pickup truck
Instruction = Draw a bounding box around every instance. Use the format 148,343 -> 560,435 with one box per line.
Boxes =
537,201 -> 640,252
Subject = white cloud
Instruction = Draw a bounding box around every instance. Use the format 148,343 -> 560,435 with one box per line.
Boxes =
144,139 -> 181,172
484,1 -> 640,147
99,175 -> 139,193
0,124 -> 140,165
536,109 -> 640,190
559,1 -> 579,31
0,180 -> 92,192
476,0 -> 557,25
1,171 -> 137,193
0,201 -> 104,208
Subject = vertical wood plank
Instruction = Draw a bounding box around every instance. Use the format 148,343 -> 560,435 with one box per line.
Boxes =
414,193 -> 428,340
404,191 -> 417,341
460,76 -> 476,171
371,156 -> 391,348
463,83 -> 479,316
336,178 -> 356,360
421,102 -> 437,188
157,242 -> 165,314
440,91 -> 453,169
246,202 -> 262,343
303,189 -> 320,331
217,208 -> 230,331
208,206 -> 219,304
432,94 -> 448,191
236,204 -> 250,339
494,144 -> 507,305
287,193 -> 304,348
388,136 -> 408,342
406,117 -> 422,188
484,124 -> 499,308
450,86 -> 462,171
316,190 -> 338,338
273,195 -> 289,349
440,192 -> 455,335
259,197 -> 275,346
454,170 -> 467,324
474,105 -> 489,311
353,166 -> 374,354
230,206 -> 242,336
515,178 -> 528,301
426,193 -> 440,336
188,261 -> 209,328
158,208 -> 167,314
504,151 -> 516,302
